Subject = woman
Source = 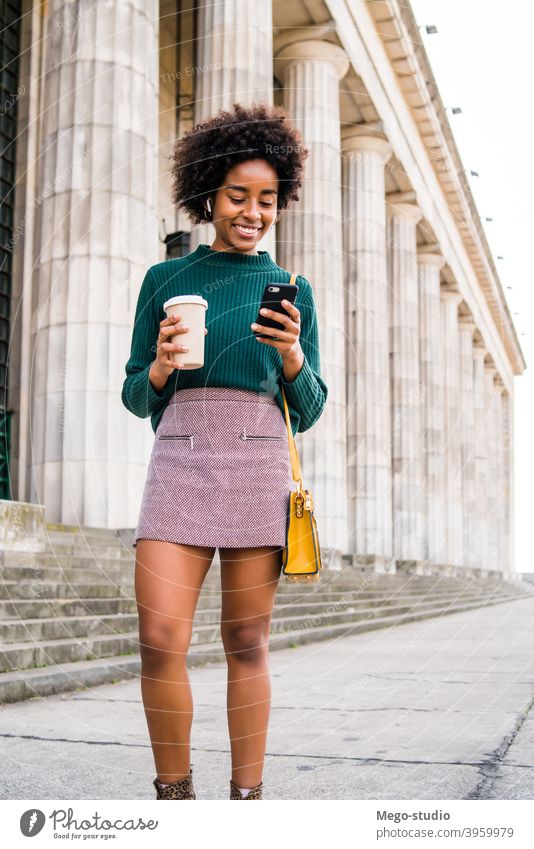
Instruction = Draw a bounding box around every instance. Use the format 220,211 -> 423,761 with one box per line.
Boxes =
121,101 -> 328,800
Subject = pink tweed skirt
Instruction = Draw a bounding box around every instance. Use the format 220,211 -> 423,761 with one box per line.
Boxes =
132,386 -> 294,549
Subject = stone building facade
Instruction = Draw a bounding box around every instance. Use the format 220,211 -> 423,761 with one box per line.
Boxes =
6,0 -> 525,575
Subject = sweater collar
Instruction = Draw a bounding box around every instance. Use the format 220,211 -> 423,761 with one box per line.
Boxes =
190,242 -> 278,270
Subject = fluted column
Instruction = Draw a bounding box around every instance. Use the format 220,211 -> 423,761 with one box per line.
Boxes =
482,361 -> 498,572
472,342 -> 489,570
501,390 -> 514,575
458,316 -> 477,570
494,376 -> 506,573
341,129 -> 393,571
273,39 -> 350,557
32,1 -> 159,526
386,202 -> 424,570
192,0 -> 276,255
440,287 -> 464,568
417,252 -> 447,569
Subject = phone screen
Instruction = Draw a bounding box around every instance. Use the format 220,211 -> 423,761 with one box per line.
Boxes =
253,283 -> 299,340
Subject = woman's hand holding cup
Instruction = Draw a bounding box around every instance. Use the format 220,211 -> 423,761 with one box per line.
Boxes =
153,313 -> 208,378
150,313 -> 208,388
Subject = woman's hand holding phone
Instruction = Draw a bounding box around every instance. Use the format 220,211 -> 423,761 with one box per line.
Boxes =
251,298 -> 302,362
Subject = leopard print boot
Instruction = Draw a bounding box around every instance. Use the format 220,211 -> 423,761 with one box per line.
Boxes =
153,767 -> 196,799
229,778 -> 263,800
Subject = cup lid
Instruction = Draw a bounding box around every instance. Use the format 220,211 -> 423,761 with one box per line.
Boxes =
163,295 -> 208,311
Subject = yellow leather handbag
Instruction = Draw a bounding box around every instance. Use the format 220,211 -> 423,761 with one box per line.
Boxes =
279,272 -> 323,583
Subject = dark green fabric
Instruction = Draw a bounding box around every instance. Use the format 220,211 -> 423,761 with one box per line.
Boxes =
121,243 -> 328,435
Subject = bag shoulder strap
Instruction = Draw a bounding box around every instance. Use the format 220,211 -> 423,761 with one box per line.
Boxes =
280,272 -> 303,489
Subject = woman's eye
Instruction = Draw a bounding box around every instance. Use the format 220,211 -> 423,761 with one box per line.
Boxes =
229,197 -> 273,208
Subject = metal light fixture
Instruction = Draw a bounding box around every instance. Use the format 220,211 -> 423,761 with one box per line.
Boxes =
164,231 -> 191,260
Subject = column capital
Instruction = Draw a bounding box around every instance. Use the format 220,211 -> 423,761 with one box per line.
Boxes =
386,201 -> 423,224
458,314 -> 476,333
417,251 -> 445,271
340,126 -> 392,163
440,285 -> 462,305
274,39 -> 349,82
473,342 -> 487,361
484,357 -> 497,376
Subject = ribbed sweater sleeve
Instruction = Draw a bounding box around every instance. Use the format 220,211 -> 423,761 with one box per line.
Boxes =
121,267 -> 174,419
279,277 -> 328,433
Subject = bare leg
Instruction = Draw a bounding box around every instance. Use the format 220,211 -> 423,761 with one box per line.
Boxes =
135,539 -> 215,783
219,545 -> 282,788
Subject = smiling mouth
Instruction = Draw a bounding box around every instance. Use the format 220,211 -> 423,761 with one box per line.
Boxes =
231,223 -> 262,236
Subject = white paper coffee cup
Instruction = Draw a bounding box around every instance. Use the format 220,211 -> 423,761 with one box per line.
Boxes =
163,295 -> 208,370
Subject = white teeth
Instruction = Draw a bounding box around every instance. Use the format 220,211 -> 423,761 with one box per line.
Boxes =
233,224 -> 259,233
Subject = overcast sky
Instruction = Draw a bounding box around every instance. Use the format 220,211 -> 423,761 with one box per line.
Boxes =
409,0 -> 532,572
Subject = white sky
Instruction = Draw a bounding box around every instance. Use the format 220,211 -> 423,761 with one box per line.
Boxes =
409,0 -> 533,573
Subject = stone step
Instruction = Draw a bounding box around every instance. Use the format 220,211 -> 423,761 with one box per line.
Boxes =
1,564 -> 135,582
0,576 -> 507,618
0,613 -> 140,643
45,523 -> 122,538
2,558 -> 528,598
1,593 -> 529,703
0,585 -> 516,621
44,525 -> 122,543
42,543 -> 131,558
6,560 -> 511,593
0,581 -> 131,600
0,590 -> 514,644
0,592 -> 524,673
0,550 -> 134,568
0,597 -> 139,619
3,549 -> 530,600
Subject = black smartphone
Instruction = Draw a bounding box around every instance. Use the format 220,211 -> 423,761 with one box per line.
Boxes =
252,282 -> 299,340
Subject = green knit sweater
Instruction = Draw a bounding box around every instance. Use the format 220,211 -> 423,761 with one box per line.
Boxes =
121,243 -> 328,436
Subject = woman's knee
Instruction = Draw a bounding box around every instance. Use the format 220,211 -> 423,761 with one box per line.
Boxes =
221,621 -> 271,664
139,620 -> 192,665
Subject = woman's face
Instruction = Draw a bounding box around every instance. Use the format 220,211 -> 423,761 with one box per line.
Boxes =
209,159 -> 279,254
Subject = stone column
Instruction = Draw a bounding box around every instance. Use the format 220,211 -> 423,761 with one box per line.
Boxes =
501,390 -> 514,575
273,38 -> 350,559
32,1 -> 159,526
440,287 -> 464,569
472,342 -> 489,570
341,128 -> 394,572
482,361 -> 498,573
386,202 -> 424,571
417,252 -> 447,570
192,0 -> 276,255
458,316 -> 477,570
494,376 -> 506,574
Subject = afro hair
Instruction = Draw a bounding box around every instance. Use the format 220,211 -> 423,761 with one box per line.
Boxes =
169,101 -> 309,225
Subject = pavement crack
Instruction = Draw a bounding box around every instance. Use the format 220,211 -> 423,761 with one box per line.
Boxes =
1,731 -> 533,770
464,692 -> 534,799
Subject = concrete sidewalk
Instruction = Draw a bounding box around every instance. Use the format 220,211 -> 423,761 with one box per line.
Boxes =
1,595 -> 533,800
